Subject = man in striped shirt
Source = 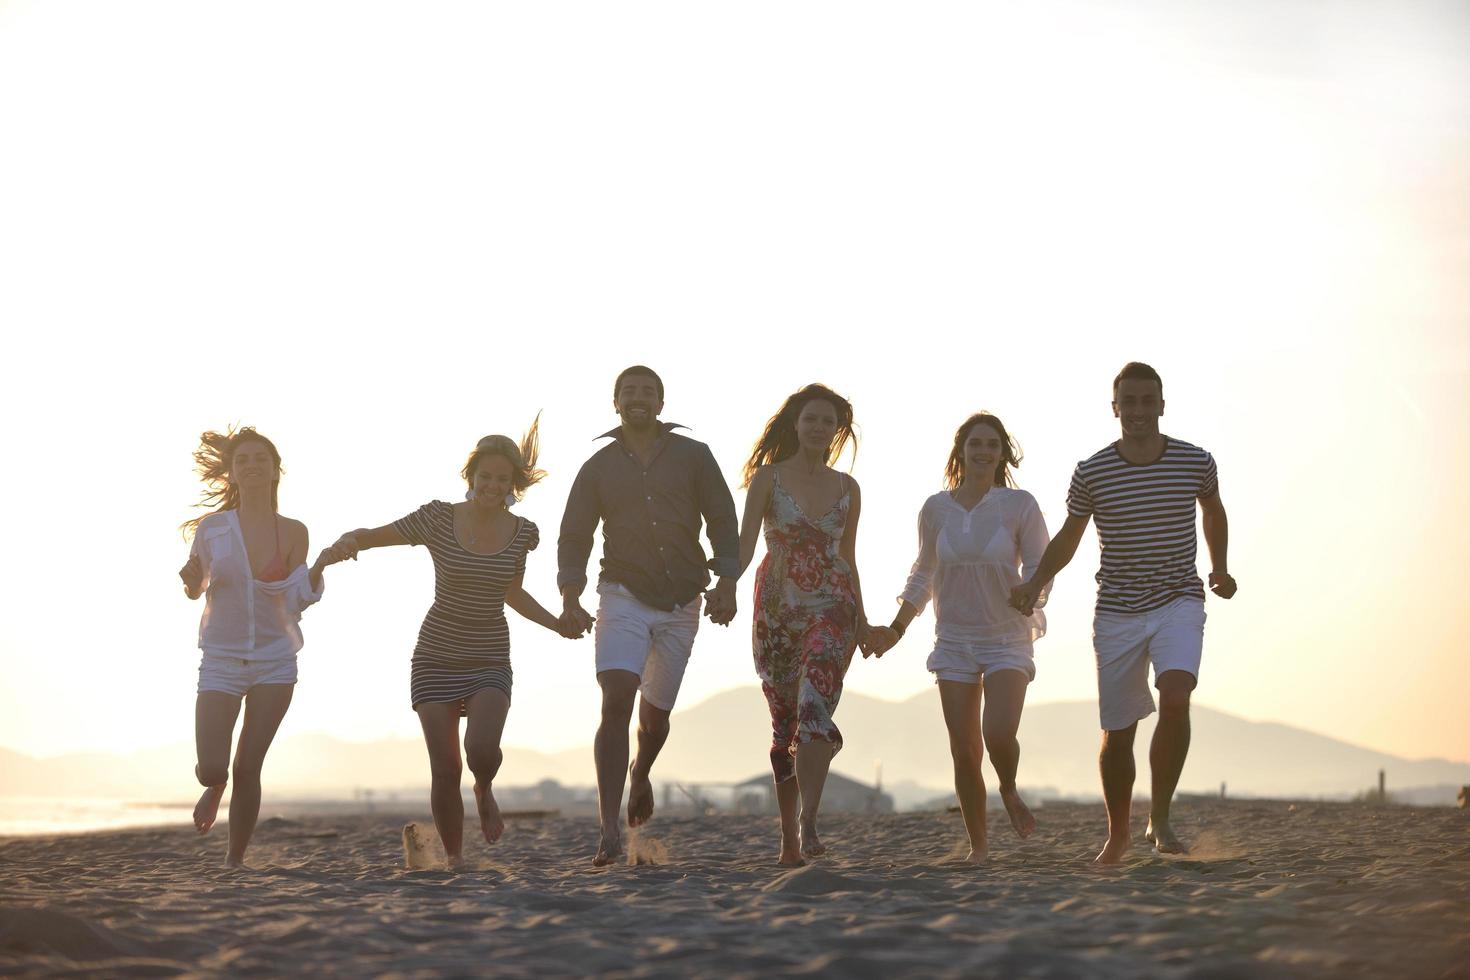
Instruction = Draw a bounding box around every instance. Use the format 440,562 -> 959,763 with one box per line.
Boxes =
1010,362 -> 1236,865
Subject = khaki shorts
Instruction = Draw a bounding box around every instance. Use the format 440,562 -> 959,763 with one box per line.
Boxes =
594,582 -> 701,711
1093,597 -> 1205,731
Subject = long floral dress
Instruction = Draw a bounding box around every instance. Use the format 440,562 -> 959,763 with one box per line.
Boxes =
752,471 -> 859,783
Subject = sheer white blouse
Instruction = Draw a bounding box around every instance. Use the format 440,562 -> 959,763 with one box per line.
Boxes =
899,487 -> 1051,647
191,511 -> 323,661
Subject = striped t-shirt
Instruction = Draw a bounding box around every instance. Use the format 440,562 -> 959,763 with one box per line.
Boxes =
1066,438 -> 1219,614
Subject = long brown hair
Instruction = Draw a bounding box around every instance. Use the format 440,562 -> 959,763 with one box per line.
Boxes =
181,426 -> 282,537
740,384 -> 857,488
462,413 -> 547,503
943,412 -> 1022,490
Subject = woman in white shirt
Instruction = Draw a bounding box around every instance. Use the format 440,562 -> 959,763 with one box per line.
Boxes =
864,412 -> 1049,863
179,427 -> 328,867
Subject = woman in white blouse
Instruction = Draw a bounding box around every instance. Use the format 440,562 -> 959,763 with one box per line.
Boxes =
864,412 -> 1049,863
179,427 -> 329,867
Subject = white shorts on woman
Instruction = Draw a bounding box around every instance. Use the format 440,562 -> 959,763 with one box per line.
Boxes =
198,653 -> 298,697
927,638 -> 1035,685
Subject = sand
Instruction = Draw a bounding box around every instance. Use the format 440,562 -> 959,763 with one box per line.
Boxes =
2,798 -> 1467,978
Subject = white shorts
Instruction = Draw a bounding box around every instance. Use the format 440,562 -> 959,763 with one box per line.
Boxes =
927,638 -> 1035,685
594,582 -> 701,711
198,653 -> 298,697
1093,596 -> 1205,731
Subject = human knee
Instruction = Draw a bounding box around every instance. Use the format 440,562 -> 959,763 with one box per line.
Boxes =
947,735 -> 984,771
465,743 -> 502,780
197,763 -> 228,787
231,758 -> 263,784
429,758 -> 463,784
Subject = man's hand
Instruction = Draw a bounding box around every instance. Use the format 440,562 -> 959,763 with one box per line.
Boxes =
1208,571 -> 1237,599
704,578 -> 737,626
1009,580 -> 1043,617
561,598 -> 595,637
179,554 -> 204,598
861,625 -> 899,659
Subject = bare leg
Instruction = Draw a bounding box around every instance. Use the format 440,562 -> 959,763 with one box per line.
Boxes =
795,739 -> 836,857
628,696 -> 670,828
464,689 -> 512,846
1146,670 -> 1195,854
416,702 -> 465,869
981,669 -> 1035,839
938,680 -> 987,863
774,775 -> 804,866
593,670 -> 639,866
225,684 -> 293,867
194,692 -> 241,835
1094,723 -> 1137,865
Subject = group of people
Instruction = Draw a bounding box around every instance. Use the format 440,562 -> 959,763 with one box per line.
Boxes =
179,361 -> 1235,870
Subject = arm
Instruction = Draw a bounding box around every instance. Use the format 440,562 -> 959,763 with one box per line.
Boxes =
179,536 -> 206,600
557,462 -> 601,631
506,574 -> 581,635
322,523 -> 410,564
734,467 -> 775,580
864,500 -> 935,657
1199,493 -> 1236,598
838,479 -> 868,640
1009,513 -> 1089,615
1016,496 -> 1052,612
698,445 -> 741,625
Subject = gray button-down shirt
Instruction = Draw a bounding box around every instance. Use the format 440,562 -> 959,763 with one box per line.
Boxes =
557,423 -> 739,611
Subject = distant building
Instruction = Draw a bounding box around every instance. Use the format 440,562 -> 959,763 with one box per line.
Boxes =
732,772 -> 894,815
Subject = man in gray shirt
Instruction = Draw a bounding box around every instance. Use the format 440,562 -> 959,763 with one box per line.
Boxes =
559,365 -> 739,866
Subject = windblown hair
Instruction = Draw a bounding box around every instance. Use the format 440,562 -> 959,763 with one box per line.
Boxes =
740,383 -> 857,488
943,412 -> 1023,490
462,413 -> 547,503
181,426 -> 282,538
1113,361 -> 1163,397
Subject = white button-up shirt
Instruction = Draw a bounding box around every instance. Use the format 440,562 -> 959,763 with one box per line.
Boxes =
192,510 -> 323,661
899,487 -> 1050,647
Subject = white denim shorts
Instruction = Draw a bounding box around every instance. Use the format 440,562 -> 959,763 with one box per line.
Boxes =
594,582 -> 701,710
198,653 -> 298,697
927,638 -> 1035,685
1093,596 -> 1205,731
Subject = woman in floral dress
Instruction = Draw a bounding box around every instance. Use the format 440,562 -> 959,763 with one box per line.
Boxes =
736,384 -> 872,866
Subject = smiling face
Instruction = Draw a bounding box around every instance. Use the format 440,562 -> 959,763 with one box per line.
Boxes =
1112,377 -> 1165,438
471,454 -> 515,510
229,439 -> 278,492
963,422 -> 1004,482
795,399 -> 839,455
614,373 -> 664,432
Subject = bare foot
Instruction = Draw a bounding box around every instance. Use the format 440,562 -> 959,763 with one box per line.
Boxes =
474,782 -> 505,845
627,765 -> 654,828
1092,836 -> 1131,866
1000,787 -> 1036,839
593,834 -> 623,867
799,822 -> 826,858
193,784 -> 225,835
224,856 -> 248,869
446,854 -> 467,872
962,847 -> 988,865
1145,817 -> 1187,854
778,835 -> 805,867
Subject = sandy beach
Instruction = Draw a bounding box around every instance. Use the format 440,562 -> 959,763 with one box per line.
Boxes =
2,798 -> 1467,978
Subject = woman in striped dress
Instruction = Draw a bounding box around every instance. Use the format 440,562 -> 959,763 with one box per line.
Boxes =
322,419 -> 579,867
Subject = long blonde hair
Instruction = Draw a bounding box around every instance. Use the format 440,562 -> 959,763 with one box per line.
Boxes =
181,426 -> 282,537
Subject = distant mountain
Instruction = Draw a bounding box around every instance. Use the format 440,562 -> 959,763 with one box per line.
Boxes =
3,688 -> 1466,805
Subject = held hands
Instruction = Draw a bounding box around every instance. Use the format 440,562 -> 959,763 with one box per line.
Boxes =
704,579 -> 737,627
1008,580 -> 1043,617
179,554 -> 204,598
559,599 -> 595,639
861,625 -> 899,659
320,533 -> 362,566
1208,571 -> 1238,599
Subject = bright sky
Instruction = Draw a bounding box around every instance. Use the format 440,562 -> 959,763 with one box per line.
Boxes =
1,1 -> 1467,769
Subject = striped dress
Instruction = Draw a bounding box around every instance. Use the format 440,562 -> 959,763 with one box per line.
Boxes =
1066,438 -> 1218,615
392,501 -> 539,712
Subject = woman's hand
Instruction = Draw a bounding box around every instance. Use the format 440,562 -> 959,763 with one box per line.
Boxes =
322,533 -> 361,565
179,554 -> 204,599
861,625 -> 899,659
